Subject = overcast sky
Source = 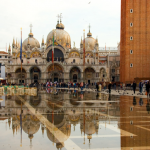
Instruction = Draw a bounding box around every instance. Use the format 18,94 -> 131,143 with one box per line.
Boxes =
0,0 -> 121,51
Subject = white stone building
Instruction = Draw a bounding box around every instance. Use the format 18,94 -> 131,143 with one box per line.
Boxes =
6,19 -> 120,84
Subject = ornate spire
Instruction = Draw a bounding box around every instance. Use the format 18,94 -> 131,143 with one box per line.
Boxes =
88,24 -> 91,33
29,24 -> 33,37
13,127 -> 15,136
30,24 -> 33,33
16,39 -> 18,47
42,36 -> 44,46
42,127 -> 44,136
96,37 -> 98,44
60,13 -> 62,23
87,24 -> 92,37
13,38 -> 15,45
59,13 -> 64,29
56,14 -> 60,29
8,44 -> 11,52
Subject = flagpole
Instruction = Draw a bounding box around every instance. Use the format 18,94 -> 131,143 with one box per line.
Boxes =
20,28 -> 22,85
20,102 -> 22,147
83,30 -> 85,82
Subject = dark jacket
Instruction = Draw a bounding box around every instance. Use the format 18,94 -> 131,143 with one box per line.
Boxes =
146,83 -> 150,91
108,83 -> 112,89
96,84 -> 98,89
139,82 -> 143,88
133,83 -> 136,89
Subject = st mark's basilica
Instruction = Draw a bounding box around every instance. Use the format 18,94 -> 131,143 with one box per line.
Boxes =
6,18 -> 120,84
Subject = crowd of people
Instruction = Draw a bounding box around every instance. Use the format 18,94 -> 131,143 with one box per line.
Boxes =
2,80 -> 150,98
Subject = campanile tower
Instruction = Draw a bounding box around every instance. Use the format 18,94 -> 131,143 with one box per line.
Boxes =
120,0 -> 150,83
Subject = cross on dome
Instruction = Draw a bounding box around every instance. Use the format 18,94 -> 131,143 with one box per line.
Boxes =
56,14 -> 60,21
60,13 -> 63,22
88,24 -> 91,32
87,24 -> 92,37
30,24 -> 33,33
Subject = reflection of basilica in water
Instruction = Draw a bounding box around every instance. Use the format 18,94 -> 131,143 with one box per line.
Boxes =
1,90 -> 120,149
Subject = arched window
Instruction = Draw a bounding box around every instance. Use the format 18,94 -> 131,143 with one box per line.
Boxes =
87,59 -> 89,64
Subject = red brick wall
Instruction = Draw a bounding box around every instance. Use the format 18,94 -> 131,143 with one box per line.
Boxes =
120,0 -> 150,83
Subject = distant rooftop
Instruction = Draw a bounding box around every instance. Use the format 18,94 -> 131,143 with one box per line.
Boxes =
99,47 -> 118,50
0,51 -> 8,54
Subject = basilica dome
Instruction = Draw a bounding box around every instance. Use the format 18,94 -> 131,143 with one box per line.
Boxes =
22,117 -> 40,135
85,30 -> 96,51
46,124 -> 71,143
47,21 -> 71,49
22,32 -> 40,50
84,122 -> 96,135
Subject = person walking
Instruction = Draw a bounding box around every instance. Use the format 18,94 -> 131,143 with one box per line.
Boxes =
73,82 -> 76,90
108,82 -> 112,94
98,83 -> 101,92
133,81 -> 137,94
139,81 -> 143,94
103,82 -> 106,90
146,81 -> 150,98
80,82 -> 83,91
114,82 -> 116,90
96,83 -> 99,92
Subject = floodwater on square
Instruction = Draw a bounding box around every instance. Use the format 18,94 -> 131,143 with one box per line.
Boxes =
0,88 -> 150,150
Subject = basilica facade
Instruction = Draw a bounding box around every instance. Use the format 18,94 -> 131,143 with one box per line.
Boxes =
6,19 -> 120,84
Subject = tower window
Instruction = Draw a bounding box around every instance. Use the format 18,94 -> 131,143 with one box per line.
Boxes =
73,59 -> 75,63
35,59 -> 37,63
130,63 -> 133,67
130,107 -> 133,111
130,121 -> 133,125
130,50 -> 133,54
130,36 -> 133,40
130,23 -> 133,27
130,9 -> 133,13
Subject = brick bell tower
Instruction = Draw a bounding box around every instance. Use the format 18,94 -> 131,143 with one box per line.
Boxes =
120,0 -> 150,83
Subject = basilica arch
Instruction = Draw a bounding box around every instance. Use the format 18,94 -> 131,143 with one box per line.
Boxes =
15,68 -> 27,84
29,66 -> 41,83
99,68 -> 107,82
84,67 -> 96,84
30,95 -> 41,107
46,46 -> 65,62
47,63 -> 64,82
69,66 -> 81,82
